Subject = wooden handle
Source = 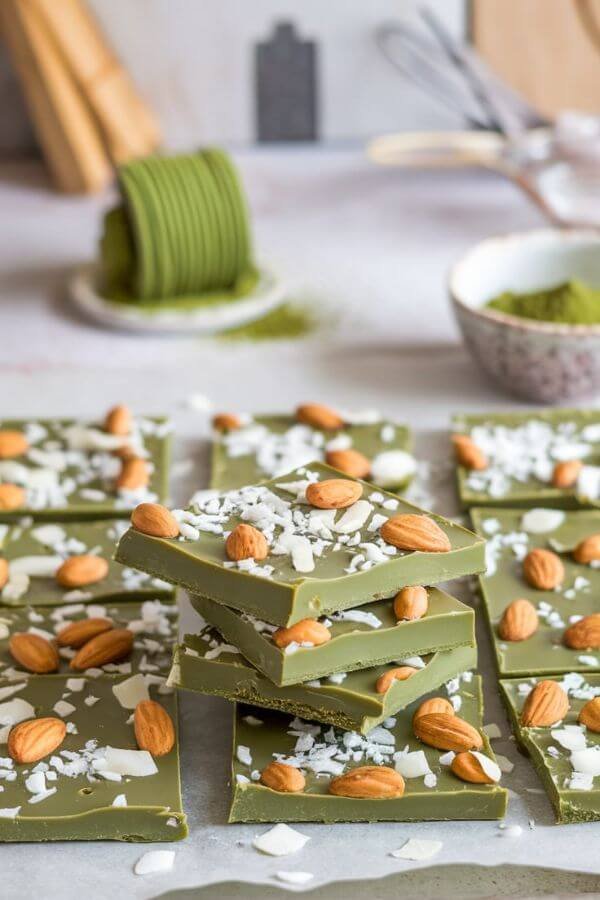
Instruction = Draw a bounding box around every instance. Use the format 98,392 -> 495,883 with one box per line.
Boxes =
367,131 -> 506,170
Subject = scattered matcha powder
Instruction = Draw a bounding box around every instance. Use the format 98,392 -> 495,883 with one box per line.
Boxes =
218,302 -> 319,342
486,279 -> 600,325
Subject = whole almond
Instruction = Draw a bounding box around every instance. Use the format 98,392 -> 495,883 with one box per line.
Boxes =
117,457 -> 150,491
134,699 -> 175,757
0,557 -> 8,589
131,502 -> 179,538
56,617 -> 114,648
0,430 -> 28,459
56,555 -> 109,588
70,628 -> 133,670
552,460 -> 582,489
272,618 -> 331,649
393,585 -> 428,621
225,524 -> 268,561
564,614 -> 600,650
8,717 -> 67,764
296,404 -> 344,430
452,434 -> 487,471
375,666 -> 418,694
380,514 -> 451,553
329,765 -> 404,799
451,751 -> 498,784
0,483 -> 25,511
9,633 -> 59,673
520,680 -> 569,727
578,697 -> 600,732
105,404 -> 132,435
325,449 -> 371,479
498,598 -> 538,642
305,478 -> 363,510
412,696 -> 455,724
573,534 -> 600,565
260,761 -> 306,793
413,713 -> 483,752
212,413 -> 242,431
522,548 -> 564,590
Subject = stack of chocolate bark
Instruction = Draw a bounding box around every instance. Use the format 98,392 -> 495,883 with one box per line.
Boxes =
0,408 -> 186,841
118,405 -> 507,823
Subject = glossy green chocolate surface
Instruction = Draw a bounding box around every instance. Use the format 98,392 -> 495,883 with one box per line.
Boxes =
0,675 -> 186,841
116,463 -> 485,627
471,507 -> 600,676
0,520 -> 175,607
500,673 -> 600,823
191,590 -> 475,686
229,674 -> 507,822
0,416 -> 170,521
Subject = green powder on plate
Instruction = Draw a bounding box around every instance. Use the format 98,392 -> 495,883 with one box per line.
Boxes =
218,302 -> 318,342
486,279 -> 600,325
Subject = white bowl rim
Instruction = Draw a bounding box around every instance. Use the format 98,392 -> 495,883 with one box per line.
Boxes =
449,227 -> 600,336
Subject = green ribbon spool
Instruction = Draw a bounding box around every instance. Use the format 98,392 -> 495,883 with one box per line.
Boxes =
100,148 -> 255,304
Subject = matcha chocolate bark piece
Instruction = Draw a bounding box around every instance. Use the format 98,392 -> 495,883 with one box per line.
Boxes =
170,619 -> 477,733
0,674 -> 186,840
453,410 -> 600,510
0,413 -> 170,521
210,413 -> 414,491
116,462 -> 485,627
0,598 -> 177,678
190,589 -> 475,686
472,507 -> 600,677
0,520 -> 174,607
229,673 -> 507,823
500,672 -> 600,824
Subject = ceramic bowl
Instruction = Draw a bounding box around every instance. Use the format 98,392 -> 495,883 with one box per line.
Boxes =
449,229 -> 600,403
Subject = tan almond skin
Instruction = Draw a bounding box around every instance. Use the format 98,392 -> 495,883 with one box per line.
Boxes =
564,614 -> 600,650
452,434 -> 487,471
498,598 -> 539,642
305,478 -> 363,510
375,666 -> 418,694
56,555 -> 109,589
552,459 -> 583,489
105,404 -> 132,435
0,557 -> 8,589
0,430 -> 28,459
134,700 -> 175,757
225,524 -> 269,561
451,751 -> 496,784
413,713 -> 483,752
0,483 -> 25,511
412,696 -> 455,724
522,548 -> 564,590
329,766 -> 405,799
117,457 -> 150,491
8,717 -> 66,764
520,680 -> 569,727
212,413 -> 242,432
573,534 -> 600,565
325,449 -> 371,479
70,628 -> 134,670
296,404 -> 344,430
131,502 -> 179,538
56,617 -> 114,649
578,697 -> 600,732
272,618 -> 331,649
393,585 -> 428,621
380,514 -> 451,553
260,761 -> 306,793
9,633 -> 59,673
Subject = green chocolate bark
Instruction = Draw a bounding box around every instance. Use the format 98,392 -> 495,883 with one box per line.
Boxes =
170,621 -> 476,733
229,674 -> 507,822
0,598 -> 177,678
210,414 -> 414,491
0,520 -> 174,607
453,410 -> 600,510
0,415 -> 171,521
116,463 -> 485,627
190,590 -> 475,686
0,674 -> 186,841
471,507 -> 600,677
500,672 -> 600,824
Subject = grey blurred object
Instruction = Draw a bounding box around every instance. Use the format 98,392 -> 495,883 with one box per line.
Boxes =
0,43 -> 38,156
255,21 -> 317,142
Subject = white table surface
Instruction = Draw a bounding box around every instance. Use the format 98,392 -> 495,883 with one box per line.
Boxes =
1,149 -> 598,898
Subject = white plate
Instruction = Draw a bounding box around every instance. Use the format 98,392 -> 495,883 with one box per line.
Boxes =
68,263 -> 286,335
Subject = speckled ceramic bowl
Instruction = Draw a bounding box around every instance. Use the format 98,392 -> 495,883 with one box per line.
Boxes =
450,229 -> 600,403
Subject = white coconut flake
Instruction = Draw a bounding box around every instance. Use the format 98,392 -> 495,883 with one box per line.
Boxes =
570,747 -> 600,776
551,727 -> 587,752
65,678 -> 85,693
521,509 -> 566,534
471,751 -> 501,783
390,838 -> 442,861
237,745 -> 252,766
252,823 -> 310,857
330,609 -> 381,629
9,555 -> 63,577
371,451 -> 416,487
0,698 -> 35,728
333,500 -> 373,534
275,871 -> 314,885
112,674 -> 149,709
112,793 -> 127,807
134,850 -> 175,876
103,748 -> 158,777
577,466 -> 600,501
0,807 -> 20,818
394,749 -> 431,779
482,723 -> 502,739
